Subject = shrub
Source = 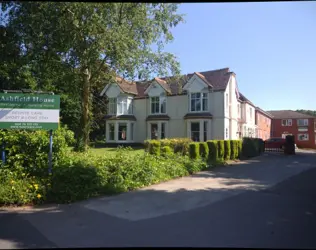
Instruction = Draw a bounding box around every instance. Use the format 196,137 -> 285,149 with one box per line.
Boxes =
217,140 -> 225,161
160,138 -> 192,155
148,140 -> 161,156
144,140 -> 150,152
189,142 -> 200,159
242,137 -> 263,158
230,140 -> 237,160
237,140 -> 243,158
0,127 -> 73,177
207,140 -> 218,163
224,140 -> 231,160
161,145 -> 173,157
199,142 -> 209,159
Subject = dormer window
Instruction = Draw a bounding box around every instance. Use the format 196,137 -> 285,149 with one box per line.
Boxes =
190,92 -> 208,112
150,95 -> 166,114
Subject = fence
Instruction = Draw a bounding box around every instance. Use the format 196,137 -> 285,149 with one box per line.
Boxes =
263,142 -> 284,153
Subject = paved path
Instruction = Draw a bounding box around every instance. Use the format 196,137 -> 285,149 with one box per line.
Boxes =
1,150 -> 316,248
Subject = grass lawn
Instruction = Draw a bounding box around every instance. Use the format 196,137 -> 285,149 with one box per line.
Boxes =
88,147 -> 145,157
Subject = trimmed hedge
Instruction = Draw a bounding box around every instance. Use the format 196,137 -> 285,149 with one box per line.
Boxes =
189,143 -> 200,159
161,145 -> 173,157
145,138 -> 192,155
230,140 -> 237,160
224,140 -> 231,160
148,140 -> 161,156
207,140 -> 218,163
242,137 -> 264,158
217,140 -> 225,161
199,142 -> 209,159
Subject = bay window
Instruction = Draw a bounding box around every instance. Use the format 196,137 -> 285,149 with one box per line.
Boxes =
148,121 -> 167,139
108,123 -> 115,140
108,98 -> 117,115
151,96 -> 166,114
190,92 -> 208,112
188,120 -> 209,142
106,121 -> 135,142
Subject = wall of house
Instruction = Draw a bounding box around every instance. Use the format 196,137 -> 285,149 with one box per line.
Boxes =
271,118 -> 316,149
133,98 -> 147,142
256,112 -> 271,140
167,95 -> 188,138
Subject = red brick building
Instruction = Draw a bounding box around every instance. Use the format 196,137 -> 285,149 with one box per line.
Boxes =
268,110 -> 316,149
255,107 -> 273,140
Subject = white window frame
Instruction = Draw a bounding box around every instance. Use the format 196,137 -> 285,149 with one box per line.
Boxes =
106,121 -> 135,142
297,119 -> 308,126
108,98 -> 117,115
150,96 -> 166,114
117,96 -> 133,115
107,122 -> 115,141
298,133 -> 309,141
282,119 -> 292,126
187,120 -> 210,142
147,121 -> 168,139
189,92 -> 208,112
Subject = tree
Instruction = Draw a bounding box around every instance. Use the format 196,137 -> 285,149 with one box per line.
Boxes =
2,2 -> 184,151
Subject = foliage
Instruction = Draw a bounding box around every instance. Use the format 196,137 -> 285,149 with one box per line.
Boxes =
237,140 -> 243,158
242,137 -> 263,158
189,142 -> 199,159
148,140 -> 161,156
161,145 -> 173,157
199,142 -> 209,159
0,126 -> 74,177
230,140 -> 236,160
3,2 -> 185,150
224,140 -> 231,160
207,140 -> 218,163
160,138 -> 192,155
296,109 -> 316,117
217,140 -> 225,161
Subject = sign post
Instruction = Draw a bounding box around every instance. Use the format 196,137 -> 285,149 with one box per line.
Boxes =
0,92 -> 60,173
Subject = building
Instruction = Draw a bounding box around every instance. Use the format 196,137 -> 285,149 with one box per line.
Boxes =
255,107 -> 273,141
100,68 -> 271,144
268,110 -> 316,149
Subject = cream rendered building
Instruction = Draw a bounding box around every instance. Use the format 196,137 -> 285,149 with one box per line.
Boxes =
100,68 -> 260,144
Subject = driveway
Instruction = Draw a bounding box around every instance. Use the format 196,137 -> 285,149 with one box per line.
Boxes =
1,150 -> 316,248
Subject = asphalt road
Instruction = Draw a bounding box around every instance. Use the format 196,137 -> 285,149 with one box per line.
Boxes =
1,150 -> 316,248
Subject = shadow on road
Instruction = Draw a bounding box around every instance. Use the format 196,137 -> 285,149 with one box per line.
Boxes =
0,150 -> 316,248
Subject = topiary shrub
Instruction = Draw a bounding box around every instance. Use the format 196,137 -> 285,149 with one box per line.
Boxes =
189,142 -> 199,159
237,140 -> 243,158
199,142 -> 209,159
148,140 -> 161,156
230,140 -> 236,160
144,140 -> 150,152
224,140 -> 231,160
217,140 -> 225,161
207,140 -> 218,163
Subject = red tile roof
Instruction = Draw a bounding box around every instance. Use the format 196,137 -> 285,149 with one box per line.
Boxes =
267,110 -> 316,119
111,68 -> 232,98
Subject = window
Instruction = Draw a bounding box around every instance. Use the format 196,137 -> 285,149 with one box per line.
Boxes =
118,123 -> 127,141
108,98 -> 117,115
151,123 -> 158,139
191,122 -> 200,141
108,123 -> 115,140
151,96 -> 166,114
282,119 -> 292,126
226,93 -> 228,109
225,128 -> 228,139
298,134 -> 309,141
297,119 -> 308,126
203,121 -> 208,142
190,93 -> 208,112
237,104 -> 240,117
161,123 -> 166,139
131,123 -> 134,141
117,97 -> 133,115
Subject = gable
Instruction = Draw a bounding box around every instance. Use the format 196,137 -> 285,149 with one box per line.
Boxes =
105,84 -> 121,98
183,74 -> 209,92
145,81 -> 166,97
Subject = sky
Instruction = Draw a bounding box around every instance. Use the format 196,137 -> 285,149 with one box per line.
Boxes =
163,2 -> 316,111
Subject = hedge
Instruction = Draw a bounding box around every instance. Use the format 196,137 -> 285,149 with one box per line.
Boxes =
199,142 -> 209,159
230,140 -> 237,160
217,140 -> 225,161
145,138 -> 192,155
224,140 -> 231,160
189,142 -> 200,159
148,140 -> 161,156
207,140 -> 218,163
161,145 -> 173,157
242,137 -> 264,158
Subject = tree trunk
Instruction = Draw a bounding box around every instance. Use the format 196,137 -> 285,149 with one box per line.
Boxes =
81,67 -> 91,151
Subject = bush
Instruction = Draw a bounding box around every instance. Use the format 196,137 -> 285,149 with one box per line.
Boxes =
224,140 -> 231,160
148,140 -> 161,156
207,140 -> 218,163
0,127 -> 73,177
230,140 -> 237,160
217,140 -> 225,161
160,138 -> 192,155
199,142 -> 209,159
237,140 -> 243,158
242,137 -> 264,158
161,145 -> 173,157
144,140 -> 150,152
189,142 -> 200,159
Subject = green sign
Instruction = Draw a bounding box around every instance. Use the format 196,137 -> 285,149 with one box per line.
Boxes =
0,93 -> 60,130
